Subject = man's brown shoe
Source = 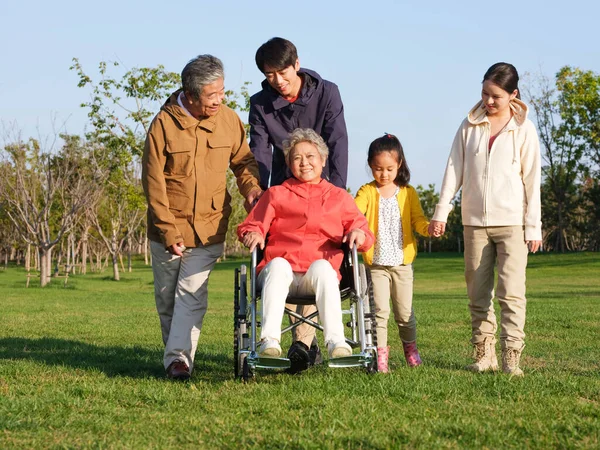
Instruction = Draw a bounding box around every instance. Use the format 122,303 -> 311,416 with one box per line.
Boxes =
167,360 -> 190,381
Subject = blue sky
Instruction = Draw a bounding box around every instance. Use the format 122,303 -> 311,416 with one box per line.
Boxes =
1,0 -> 599,194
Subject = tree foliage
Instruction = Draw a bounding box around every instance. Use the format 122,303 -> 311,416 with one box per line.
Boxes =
0,129 -> 100,285
525,66 -> 600,251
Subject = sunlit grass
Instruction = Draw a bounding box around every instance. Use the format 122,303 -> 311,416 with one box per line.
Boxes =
0,252 -> 599,448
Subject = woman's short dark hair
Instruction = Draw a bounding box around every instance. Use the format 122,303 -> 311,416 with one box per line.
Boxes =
255,37 -> 298,73
483,62 -> 521,99
367,134 -> 411,187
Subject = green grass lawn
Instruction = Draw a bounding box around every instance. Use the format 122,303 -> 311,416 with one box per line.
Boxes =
0,252 -> 599,449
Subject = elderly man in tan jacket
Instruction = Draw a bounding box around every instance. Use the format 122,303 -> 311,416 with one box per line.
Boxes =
142,54 -> 262,381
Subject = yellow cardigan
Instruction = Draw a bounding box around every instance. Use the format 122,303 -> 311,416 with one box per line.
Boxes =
354,181 -> 430,265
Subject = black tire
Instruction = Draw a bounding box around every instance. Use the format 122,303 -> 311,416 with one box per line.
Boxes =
234,268 -> 240,378
242,356 -> 250,383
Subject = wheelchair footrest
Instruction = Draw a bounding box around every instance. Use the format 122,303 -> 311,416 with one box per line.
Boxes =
328,353 -> 373,368
249,355 -> 291,370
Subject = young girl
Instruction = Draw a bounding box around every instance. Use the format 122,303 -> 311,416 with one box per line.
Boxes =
429,63 -> 542,377
355,134 -> 430,373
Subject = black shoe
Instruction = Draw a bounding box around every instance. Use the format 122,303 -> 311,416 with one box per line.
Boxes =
286,341 -> 310,374
166,360 -> 191,381
309,342 -> 323,366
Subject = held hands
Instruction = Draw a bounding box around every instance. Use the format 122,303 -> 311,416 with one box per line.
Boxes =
244,189 -> 264,213
343,228 -> 366,249
428,220 -> 446,237
242,231 -> 265,252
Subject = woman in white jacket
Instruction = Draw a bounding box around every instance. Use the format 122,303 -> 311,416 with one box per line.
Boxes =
429,63 -> 542,377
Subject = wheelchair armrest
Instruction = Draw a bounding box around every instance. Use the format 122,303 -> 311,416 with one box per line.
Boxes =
339,243 -> 360,291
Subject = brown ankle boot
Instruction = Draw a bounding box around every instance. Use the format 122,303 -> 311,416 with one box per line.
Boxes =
465,336 -> 498,372
502,345 -> 525,377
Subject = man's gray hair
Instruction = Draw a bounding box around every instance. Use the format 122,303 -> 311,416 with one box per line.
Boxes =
181,55 -> 224,100
282,128 -> 329,165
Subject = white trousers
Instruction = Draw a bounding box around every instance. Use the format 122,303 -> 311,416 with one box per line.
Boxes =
258,257 -> 345,346
150,240 -> 223,371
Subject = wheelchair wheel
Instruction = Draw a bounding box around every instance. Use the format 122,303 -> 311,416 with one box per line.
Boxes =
359,264 -> 378,374
234,266 -> 253,381
234,268 -> 241,378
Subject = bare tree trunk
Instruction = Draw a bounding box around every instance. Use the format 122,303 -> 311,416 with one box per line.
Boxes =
54,244 -> 63,277
127,234 -> 132,273
25,243 -> 31,272
81,227 -> 89,275
112,253 -> 120,281
109,225 -> 120,279
3,251 -> 7,269
143,235 -> 148,265
47,247 -> 53,279
39,247 -> 51,287
457,236 -> 462,253
66,235 -> 72,269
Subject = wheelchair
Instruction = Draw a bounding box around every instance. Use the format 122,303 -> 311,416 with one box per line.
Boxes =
233,244 -> 378,381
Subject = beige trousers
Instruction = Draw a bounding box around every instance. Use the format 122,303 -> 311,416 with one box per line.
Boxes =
150,240 -> 223,371
463,226 -> 528,350
369,264 -> 416,347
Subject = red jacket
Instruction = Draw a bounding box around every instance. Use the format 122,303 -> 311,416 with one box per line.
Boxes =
237,178 -> 374,279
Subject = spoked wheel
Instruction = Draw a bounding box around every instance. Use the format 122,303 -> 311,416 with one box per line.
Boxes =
234,266 -> 253,381
359,264 -> 378,374
234,268 -> 241,378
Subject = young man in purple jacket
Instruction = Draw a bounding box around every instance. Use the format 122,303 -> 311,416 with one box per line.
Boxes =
248,37 -> 349,373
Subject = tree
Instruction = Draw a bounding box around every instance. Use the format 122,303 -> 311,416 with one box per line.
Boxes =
0,205 -> 20,268
0,128 -> 100,286
445,196 -> 463,252
555,67 -> 600,251
72,59 -> 256,264
525,67 -> 600,251
415,184 -> 439,253
71,59 -> 180,279
223,82 -> 253,258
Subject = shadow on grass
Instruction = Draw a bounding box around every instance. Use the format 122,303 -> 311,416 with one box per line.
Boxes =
0,337 -> 231,381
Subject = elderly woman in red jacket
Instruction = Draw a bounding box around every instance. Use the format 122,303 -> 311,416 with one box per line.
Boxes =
238,128 -> 375,359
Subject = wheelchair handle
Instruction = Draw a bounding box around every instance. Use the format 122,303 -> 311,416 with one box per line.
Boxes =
350,244 -> 361,295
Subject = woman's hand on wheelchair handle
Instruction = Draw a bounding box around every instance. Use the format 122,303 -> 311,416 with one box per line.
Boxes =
242,231 -> 265,252
343,228 -> 366,250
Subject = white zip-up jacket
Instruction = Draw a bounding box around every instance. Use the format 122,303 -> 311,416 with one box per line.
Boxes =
433,98 -> 542,241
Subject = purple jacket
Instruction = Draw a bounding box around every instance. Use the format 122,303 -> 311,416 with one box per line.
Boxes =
249,68 -> 348,190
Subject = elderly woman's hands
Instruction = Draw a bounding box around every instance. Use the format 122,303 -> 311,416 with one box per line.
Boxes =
241,231 -> 265,252
342,228 -> 366,250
